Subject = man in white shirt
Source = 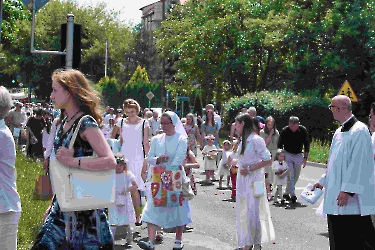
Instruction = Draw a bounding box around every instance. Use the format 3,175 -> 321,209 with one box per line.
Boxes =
6,102 -> 27,145
149,110 -> 161,137
312,95 -> 375,250
103,108 -> 115,125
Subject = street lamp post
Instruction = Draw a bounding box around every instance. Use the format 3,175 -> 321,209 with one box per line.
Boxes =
161,0 -> 166,110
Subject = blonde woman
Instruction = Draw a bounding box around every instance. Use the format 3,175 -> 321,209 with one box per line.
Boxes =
184,113 -> 200,156
111,99 -> 150,226
32,69 -> 116,249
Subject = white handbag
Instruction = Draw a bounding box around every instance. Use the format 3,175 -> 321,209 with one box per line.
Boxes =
253,180 -> 265,198
50,115 -> 116,212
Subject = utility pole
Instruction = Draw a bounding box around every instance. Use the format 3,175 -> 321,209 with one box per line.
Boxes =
105,39 -> 108,77
0,0 -> 3,42
65,14 -> 74,69
161,0 -> 166,109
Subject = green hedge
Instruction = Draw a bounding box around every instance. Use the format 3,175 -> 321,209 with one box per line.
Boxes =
223,90 -> 338,141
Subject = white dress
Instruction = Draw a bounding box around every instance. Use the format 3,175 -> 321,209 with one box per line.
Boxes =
202,145 -> 217,170
108,172 -> 136,226
236,133 -> 275,247
271,161 -> 288,186
142,132 -> 192,229
116,119 -> 149,191
218,150 -> 231,176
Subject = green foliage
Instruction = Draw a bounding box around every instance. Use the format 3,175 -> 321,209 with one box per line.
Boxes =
16,152 -> 50,249
127,65 -> 150,87
0,0 -> 134,100
97,76 -> 121,108
223,90 -> 336,140
308,138 -> 330,164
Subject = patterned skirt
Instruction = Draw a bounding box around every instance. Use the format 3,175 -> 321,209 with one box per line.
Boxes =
31,196 -> 114,250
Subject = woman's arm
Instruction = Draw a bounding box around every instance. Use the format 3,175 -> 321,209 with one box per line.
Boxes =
123,180 -> 138,195
200,128 -> 205,150
110,126 -> 119,139
57,127 -> 116,171
195,124 -> 201,144
143,123 -> 150,155
146,137 -> 158,166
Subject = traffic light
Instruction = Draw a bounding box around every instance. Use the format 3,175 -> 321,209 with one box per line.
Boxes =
60,24 -> 82,69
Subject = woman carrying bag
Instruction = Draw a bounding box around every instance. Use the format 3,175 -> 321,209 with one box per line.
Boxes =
31,69 -> 116,249
235,113 -> 275,250
140,111 -> 192,250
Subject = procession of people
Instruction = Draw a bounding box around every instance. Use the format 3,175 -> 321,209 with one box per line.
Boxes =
1,69 -> 375,250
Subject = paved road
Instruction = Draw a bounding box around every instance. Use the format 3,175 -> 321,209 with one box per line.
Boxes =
114,151 -> 329,250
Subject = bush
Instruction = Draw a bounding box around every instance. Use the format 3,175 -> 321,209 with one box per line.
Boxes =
222,90 -> 338,141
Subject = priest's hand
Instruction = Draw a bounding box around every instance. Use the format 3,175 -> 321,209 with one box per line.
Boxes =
312,182 -> 323,191
336,191 -> 350,207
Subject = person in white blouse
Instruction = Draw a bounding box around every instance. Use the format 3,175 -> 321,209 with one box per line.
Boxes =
0,86 -> 22,250
234,113 -> 275,250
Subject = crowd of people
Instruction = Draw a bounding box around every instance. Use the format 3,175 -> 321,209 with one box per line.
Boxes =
1,69 -> 375,250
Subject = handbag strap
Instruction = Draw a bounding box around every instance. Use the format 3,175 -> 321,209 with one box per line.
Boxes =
68,115 -> 95,150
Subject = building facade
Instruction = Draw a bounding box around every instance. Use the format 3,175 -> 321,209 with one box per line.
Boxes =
140,0 -> 183,32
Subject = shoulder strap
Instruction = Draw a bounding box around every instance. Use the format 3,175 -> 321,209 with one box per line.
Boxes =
121,118 -> 124,128
68,115 -> 94,150
142,119 -> 145,157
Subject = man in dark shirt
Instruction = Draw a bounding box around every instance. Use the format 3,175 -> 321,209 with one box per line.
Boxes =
278,116 -> 310,204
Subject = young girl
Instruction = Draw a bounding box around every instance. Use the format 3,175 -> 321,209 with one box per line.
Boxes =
109,153 -> 138,246
216,140 -> 232,190
272,149 -> 289,204
183,148 -> 200,195
201,134 -> 218,184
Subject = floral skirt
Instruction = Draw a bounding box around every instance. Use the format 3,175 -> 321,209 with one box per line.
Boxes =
31,196 -> 114,250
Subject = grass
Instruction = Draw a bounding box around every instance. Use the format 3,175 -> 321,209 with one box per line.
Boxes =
307,138 -> 330,164
16,151 -> 50,249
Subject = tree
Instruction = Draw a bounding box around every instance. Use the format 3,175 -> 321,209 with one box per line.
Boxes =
97,76 -> 121,108
1,0 -> 134,100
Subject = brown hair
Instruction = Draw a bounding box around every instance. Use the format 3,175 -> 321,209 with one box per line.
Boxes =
235,113 -> 254,155
123,99 -> 141,115
52,69 -> 103,124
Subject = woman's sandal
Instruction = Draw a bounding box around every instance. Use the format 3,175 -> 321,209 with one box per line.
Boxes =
155,231 -> 164,242
139,240 -> 155,250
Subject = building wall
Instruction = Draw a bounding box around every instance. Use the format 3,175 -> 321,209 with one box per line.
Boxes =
141,0 -> 180,32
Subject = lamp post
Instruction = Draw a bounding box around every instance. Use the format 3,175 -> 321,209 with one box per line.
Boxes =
161,0 -> 166,110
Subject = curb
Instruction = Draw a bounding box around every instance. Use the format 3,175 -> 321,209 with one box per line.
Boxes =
307,161 -> 327,169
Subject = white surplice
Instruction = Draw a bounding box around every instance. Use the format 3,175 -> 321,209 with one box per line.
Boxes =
318,121 -> 375,215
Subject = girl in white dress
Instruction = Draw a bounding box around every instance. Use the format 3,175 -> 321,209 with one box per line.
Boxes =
216,140 -> 232,189
235,113 -> 275,250
201,134 -> 218,184
109,153 -> 138,246
111,99 -> 150,226
271,149 -> 289,204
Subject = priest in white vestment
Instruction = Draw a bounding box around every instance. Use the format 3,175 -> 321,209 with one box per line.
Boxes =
313,95 -> 375,250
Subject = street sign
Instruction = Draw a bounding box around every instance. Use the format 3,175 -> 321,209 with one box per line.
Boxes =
177,96 -> 189,101
337,80 -> 358,102
21,0 -> 49,12
146,91 -> 154,100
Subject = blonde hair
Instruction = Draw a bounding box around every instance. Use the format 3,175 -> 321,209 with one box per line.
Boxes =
123,99 -> 140,115
52,69 -> 103,124
186,113 -> 195,126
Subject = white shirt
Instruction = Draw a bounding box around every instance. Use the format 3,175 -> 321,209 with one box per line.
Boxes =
44,118 -> 60,159
104,113 -> 116,125
0,119 -> 22,213
236,133 -> 271,168
150,118 -> 161,135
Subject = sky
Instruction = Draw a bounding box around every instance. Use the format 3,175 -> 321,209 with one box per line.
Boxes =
75,0 -> 161,25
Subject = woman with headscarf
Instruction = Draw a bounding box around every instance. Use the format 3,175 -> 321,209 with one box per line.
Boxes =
139,111 -> 192,250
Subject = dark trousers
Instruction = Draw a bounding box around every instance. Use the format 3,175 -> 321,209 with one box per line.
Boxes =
230,166 -> 238,198
327,214 -> 375,250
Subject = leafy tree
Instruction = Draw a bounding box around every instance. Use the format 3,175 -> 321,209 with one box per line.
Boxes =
1,0 -> 134,100
97,76 -> 121,108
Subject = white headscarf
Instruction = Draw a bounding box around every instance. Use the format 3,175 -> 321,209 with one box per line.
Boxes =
165,111 -> 188,139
